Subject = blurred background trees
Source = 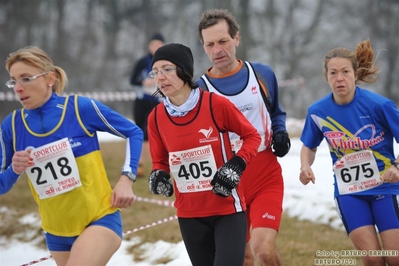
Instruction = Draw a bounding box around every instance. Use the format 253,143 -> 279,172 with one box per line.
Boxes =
0,0 -> 398,120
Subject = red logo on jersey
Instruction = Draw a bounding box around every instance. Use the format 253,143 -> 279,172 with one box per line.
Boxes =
170,154 -> 181,165
251,86 -> 257,94
198,126 -> 218,143
198,126 -> 213,139
335,159 -> 345,169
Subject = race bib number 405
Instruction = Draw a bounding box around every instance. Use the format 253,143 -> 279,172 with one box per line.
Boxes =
334,150 -> 382,195
170,145 -> 217,193
26,138 -> 81,199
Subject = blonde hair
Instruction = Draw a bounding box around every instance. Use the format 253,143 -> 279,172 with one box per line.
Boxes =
5,46 -> 68,94
323,39 -> 380,84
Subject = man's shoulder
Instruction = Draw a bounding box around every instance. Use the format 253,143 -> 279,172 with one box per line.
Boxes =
195,76 -> 206,89
245,61 -> 274,73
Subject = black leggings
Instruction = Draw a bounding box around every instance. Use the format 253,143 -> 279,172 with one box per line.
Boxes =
178,212 -> 247,266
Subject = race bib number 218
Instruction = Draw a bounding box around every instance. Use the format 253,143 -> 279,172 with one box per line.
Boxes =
26,138 -> 81,199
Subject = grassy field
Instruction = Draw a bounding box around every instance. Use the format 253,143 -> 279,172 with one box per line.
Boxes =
0,141 -> 363,265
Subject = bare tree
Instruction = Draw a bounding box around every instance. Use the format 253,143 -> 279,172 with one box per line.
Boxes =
367,0 -> 399,102
0,0 -> 397,120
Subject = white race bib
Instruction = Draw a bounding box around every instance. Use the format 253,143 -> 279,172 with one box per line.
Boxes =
170,145 -> 217,193
334,150 -> 382,195
26,138 -> 81,199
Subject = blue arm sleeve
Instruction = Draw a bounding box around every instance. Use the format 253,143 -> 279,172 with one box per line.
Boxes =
380,100 -> 399,143
0,114 -> 21,194
77,97 -> 144,175
269,73 -> 288,133
300,109 -> 324,149
253,63 -> 287,133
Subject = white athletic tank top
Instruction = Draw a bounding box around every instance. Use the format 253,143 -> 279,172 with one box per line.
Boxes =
201,61 -> 272,152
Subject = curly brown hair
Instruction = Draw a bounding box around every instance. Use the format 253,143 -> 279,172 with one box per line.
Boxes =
323,39 -> 380,84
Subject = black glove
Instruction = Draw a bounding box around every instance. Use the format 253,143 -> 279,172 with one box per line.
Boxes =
148,170 -> 174,197
211,156 -> 246,197
271,131 -> 291,157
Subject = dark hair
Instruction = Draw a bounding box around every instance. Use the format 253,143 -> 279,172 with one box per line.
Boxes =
152,66 -> 198,98
323,39 -> 380,84
197,9 -> 240,44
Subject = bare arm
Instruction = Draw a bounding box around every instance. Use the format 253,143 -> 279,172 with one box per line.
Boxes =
381,156 -> 399,184
299,144 -> 317,185
111,175 -> 135,208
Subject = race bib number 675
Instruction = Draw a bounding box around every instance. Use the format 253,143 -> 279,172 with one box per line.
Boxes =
334,150 -> 382,195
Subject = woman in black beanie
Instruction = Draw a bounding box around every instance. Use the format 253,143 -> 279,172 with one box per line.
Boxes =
147,43 -> 261,266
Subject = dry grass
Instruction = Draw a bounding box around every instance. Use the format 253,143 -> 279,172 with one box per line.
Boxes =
0,141 -> 363,264
277,215 -> 363,265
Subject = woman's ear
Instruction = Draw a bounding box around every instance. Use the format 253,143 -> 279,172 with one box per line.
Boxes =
47,71 -> 56,87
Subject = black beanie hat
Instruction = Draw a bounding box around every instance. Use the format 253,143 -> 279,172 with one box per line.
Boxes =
151,43 -> 194,77
149,32 -> 165,43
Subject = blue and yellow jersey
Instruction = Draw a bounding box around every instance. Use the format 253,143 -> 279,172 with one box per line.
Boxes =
301,87 -> 399,197
0,93 -> 143,236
